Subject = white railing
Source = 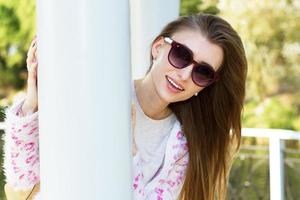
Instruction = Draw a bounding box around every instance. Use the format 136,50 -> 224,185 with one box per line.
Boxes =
242,128 -> 300,200
0,122 -> 4,130
0,122 -> 299,200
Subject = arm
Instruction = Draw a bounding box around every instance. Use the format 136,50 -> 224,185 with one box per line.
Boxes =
3,99 -> 40,190
2,37 -> 41,200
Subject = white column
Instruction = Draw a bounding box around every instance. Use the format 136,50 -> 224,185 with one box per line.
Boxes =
130,0 -> 180,79
36,0 -> 132,199
269,137 -> 285,200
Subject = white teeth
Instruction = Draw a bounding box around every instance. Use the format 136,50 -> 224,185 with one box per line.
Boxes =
167,76 -> 183,91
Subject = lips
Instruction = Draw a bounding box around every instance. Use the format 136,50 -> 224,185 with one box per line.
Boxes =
165,75 -> 185,91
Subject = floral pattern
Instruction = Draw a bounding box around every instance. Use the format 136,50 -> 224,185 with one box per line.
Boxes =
133,123 -> 189,199
3,100 -> 40,191
3,100 -> 189,200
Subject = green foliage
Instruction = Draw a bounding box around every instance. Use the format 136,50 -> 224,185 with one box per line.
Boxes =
180,0 -> 220,15
0,0 -> 36,102
229,145 -> 300,199
219,0 -> 300,99
0,105 -> 5,121
293,116 -> 300,131
219,0 -> 300,130
0,5 -> 20,37
243,96 -> 297,129
229,155 -> 270,199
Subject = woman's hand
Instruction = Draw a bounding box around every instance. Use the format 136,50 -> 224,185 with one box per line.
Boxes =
22,36 -> 38,115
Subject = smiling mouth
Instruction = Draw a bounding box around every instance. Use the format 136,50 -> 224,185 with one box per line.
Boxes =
166,75 -> 185,91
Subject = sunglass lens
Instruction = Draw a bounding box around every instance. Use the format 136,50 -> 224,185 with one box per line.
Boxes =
169,44 -> 192,68
192,65 -> 215,87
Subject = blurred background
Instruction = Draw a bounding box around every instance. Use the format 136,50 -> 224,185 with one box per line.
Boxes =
0,0 -> 299,199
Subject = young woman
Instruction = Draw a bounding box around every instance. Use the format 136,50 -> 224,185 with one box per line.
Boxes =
3,13 -> 247,200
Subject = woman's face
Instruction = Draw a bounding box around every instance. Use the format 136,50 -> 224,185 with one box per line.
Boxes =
149,29 -> 224,104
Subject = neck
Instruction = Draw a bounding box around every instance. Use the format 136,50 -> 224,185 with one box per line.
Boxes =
134,76 -> 172,120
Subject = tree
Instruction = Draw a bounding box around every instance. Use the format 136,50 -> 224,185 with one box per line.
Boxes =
219,0 -> 300,130
0,0 -> 36,104
180,0 -> 220,15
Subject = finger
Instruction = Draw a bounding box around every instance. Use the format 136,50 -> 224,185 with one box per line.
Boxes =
27,42 -> 37,57
27,45 -> 38,65
27,38 -> 37,58
28,38 -> 37,52
34,47 -> 38,58
34,49 -> 38,62
31,40 -> 36,48
27,54 -> 38,71
31,36 -> 37,45
27,62 -> 38,77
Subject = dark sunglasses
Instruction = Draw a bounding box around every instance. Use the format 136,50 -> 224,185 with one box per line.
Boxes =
163,37 -> 219,87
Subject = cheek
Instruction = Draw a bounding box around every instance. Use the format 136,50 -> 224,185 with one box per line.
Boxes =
154,50 -> 171,71
149,63 -> 166,91
151,58 -> 172,79
150,64 -> 162,81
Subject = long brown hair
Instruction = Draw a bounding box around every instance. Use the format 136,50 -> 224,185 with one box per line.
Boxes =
148,14 -> 247,199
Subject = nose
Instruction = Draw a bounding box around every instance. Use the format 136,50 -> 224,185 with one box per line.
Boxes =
176,64 -> 193,81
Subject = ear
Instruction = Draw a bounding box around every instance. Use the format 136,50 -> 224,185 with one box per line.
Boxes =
151,37 -> 164,60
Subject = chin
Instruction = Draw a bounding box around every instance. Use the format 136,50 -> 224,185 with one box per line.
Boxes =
160,92 -> 174,104
155,78 -> 186,103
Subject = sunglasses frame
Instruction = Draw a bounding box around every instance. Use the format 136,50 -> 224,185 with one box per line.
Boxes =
163,37 -> 219,87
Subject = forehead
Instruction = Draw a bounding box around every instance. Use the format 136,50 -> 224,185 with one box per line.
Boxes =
171,30 -> 223,70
